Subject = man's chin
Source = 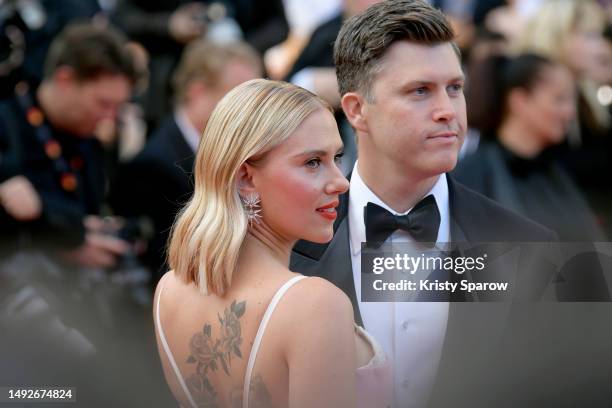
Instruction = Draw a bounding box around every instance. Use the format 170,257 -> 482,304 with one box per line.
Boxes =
426,155 -> 459,176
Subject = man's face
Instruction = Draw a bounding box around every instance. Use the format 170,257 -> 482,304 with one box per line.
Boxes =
191,59 -> 261,130
60,73 -> 132,137
217,59 -> 262,96
359,41 -> 467,178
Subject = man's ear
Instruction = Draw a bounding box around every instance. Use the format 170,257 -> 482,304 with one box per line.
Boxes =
341,91 -> 369,133
235,162 -> 257,197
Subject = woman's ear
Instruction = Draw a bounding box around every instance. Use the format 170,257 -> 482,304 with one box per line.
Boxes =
236,162 -> 256,197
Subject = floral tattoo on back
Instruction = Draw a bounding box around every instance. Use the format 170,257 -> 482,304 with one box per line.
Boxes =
184,300 -> 273,407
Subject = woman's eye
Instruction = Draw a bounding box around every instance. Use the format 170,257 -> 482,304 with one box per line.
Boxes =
305,158 -> 321,168
334,152 -> 344,164
414,87 -> 428,96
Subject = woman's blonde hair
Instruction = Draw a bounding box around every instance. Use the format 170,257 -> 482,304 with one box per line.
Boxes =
167,79 -> 331,295
513,0 -> 605,62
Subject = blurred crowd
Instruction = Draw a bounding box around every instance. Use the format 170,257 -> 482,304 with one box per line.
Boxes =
0,0 -> 610,405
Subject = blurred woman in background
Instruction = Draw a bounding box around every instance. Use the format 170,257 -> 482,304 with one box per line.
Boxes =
512,0 -> 612,236
454,53 -> 605,241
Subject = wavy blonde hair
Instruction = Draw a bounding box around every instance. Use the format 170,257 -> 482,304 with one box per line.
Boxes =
167,79 -> 331,295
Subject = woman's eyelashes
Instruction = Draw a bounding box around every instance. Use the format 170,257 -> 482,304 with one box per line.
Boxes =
305,158 -> 321,168
304,152 -> 344,169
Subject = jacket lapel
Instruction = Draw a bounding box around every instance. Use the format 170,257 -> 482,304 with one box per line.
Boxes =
428,176 -> 516,406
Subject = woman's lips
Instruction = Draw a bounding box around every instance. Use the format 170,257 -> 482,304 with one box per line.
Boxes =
316,201 -> 339,220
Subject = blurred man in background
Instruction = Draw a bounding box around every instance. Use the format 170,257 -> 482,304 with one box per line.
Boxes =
111,40 -> 262,282
0,22 -> 139,266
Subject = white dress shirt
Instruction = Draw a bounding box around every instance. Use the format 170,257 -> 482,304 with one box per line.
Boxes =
348,162 -> 451,408
174,109 -> 200,153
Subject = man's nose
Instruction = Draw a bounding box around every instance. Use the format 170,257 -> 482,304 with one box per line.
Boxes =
432,92 -> 457,123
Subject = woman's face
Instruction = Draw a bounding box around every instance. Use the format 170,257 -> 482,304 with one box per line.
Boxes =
250,109 -> 349,244
517,64 -> 576,146
564,31 -> 611,84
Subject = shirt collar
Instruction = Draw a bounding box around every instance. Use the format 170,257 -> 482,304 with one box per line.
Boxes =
348,161 -> 450,256
174,108 -> 200,153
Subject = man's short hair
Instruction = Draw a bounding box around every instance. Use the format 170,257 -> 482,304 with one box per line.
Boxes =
334,0 -> 459,100
44,22 -> 139,84
172,40 -> 262,103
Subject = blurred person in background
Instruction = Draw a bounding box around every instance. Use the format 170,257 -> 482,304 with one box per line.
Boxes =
454,53 -> 605,241
0,21 -> 177,407
513,0 -> 612,236
430,0 -> 503,53
284,0 -> 384,174
482,0 -> 544,44
263,0 -> 341,80
110,40 -> 262,283
112,0 -> 288,130
0,22 -> 139,265
0,0 -> 116,91
286,0 -> 383,108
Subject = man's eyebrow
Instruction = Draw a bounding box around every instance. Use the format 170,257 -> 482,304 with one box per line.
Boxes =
401,75 -> 466,87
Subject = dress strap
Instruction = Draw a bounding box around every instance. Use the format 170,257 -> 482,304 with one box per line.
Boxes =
155,275 -> 198,408
242,275 -> 307,408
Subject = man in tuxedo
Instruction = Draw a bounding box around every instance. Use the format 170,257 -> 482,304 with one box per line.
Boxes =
111,40 -> 261,282
289,1 -> 574,407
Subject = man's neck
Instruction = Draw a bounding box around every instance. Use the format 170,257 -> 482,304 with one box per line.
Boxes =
182,103 -> 207,135
357,158 -> 440,214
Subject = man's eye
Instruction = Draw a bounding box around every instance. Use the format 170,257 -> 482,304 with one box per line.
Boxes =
413,87 -> 428,96
448,84 -> 464,94
305,158 -> 321,168
334,152 -> 344,164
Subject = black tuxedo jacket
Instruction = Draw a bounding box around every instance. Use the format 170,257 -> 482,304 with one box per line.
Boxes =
110,117 -> 195,280
291,175 -> 555,319
290,175 -> 612,407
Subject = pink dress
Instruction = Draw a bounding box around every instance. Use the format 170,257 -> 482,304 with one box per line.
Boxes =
355,325 -> 393,408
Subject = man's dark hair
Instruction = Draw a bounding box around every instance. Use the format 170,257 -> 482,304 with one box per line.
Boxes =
44,22 -> 138,84
334,0 -> 458,100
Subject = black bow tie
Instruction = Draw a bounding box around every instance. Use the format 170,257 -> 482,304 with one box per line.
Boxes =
364,195 -> 440,247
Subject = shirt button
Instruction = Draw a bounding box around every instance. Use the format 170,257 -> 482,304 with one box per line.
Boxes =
402,379 -> 410,388
401,321 -> 409,330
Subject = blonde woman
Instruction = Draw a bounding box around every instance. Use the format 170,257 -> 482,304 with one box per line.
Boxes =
512,0 -> 612,237
154,79 -> 391,408
513,0 -> 610,137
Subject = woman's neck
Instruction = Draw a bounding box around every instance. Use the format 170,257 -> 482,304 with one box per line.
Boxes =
238,224 -> 294,272
497,117 -> 544,158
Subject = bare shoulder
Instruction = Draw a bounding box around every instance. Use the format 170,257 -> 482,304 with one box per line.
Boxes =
153,270 -> 182,318
275,276 -> 355,340
154,270 -> 175,298
285,276 -> 353,317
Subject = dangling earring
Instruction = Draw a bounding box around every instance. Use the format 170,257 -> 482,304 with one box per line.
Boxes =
241,192 -> 262,226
